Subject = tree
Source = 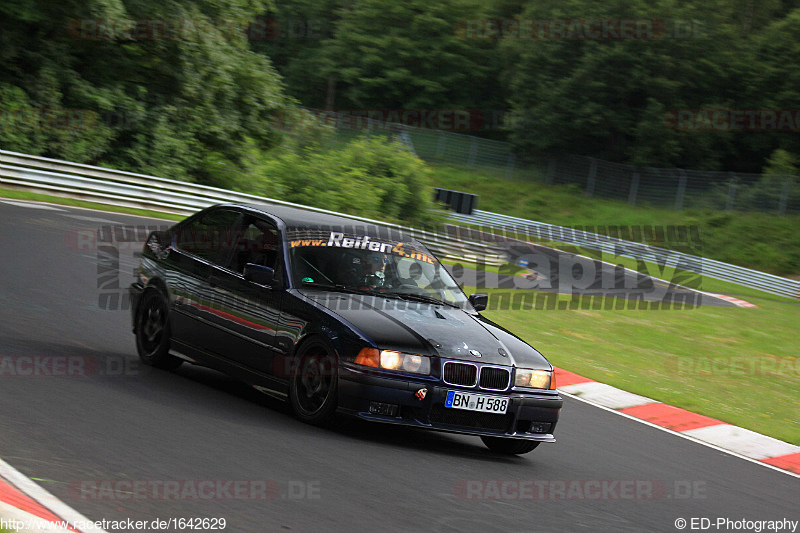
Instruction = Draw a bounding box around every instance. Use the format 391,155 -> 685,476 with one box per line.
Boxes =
0,0 -> 287,184
502,0 -> 752,169
324,0 -> 500,111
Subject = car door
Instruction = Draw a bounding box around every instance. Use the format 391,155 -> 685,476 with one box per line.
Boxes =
167,207 -> 243,357
200,214 -> 284,375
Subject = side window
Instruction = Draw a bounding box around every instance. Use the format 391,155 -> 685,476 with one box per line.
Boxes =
176,209 -> 241,265
229,218 -> 281,274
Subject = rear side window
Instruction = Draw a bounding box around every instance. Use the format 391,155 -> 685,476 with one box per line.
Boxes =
176,209 -> 241,265
228,219 -> 281,274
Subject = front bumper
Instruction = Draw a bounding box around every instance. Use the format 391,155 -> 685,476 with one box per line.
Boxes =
337,364 -> 562,441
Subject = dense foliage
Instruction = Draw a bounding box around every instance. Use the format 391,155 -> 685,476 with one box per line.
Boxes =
2,0 -> 799,232
262,0 -> 800,175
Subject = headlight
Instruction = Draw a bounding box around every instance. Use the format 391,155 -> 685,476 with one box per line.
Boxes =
514,368 -> 553,390
355,348 -> 431,375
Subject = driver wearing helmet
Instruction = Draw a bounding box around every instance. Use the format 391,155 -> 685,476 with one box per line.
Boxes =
363,254 -> 390,288
340,252 -> 392,289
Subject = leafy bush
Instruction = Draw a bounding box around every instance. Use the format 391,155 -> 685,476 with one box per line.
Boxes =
255,136 -> 442,228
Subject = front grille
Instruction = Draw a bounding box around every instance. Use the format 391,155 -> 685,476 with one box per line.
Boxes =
429,405 -> 513,432
479,367 -> 510,390
443,362 -> 477,386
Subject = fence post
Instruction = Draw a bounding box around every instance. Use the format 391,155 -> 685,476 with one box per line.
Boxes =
586,157 -> 597,196
436,131 -> 446,159
726,172 -> 737,211
505,153 -> 516,179
675,169 -> 687,210
546,158 -> 556,185
468,137 -> 478,167
778,178 -> 791,216
628,170 -> 640,205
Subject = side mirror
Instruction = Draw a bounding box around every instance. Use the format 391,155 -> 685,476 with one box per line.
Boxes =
243,263 -> 277,287
468,293 -> 488,312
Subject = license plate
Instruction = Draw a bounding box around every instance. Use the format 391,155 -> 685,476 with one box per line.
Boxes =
445,390 -> 509,414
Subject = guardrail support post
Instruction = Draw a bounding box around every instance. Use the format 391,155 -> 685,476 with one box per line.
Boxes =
778,178 -> 790,216
585,157 -> 597,196
546,158 -> 556,185
675,169 -> 687,210
628,171 -> 640,205
726,173 -> 737,211
468,137 -> 478,167
505,153 -> 516,179
436,131 -> 446,159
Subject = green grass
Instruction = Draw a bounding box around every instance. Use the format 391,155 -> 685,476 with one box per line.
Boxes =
429,164 -> 800,276
466,285 -> 800,445
0,186 -> 183,221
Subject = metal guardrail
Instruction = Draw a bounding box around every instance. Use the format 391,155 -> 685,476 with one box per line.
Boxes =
1,149 -> 797,299
0,150 -> 506,267
448,209 -> 800,300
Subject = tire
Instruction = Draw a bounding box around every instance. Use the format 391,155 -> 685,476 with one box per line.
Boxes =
289,339 -> 338,426
135,289 -> 182,370
481,436 -> 540,455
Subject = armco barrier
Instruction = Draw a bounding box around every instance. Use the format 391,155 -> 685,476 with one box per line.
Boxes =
447,209 -> 799,300
1,149 -> 797,299
0,150 -> 505,267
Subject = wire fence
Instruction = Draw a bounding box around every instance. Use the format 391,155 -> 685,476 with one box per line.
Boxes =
301,108 -> 799,216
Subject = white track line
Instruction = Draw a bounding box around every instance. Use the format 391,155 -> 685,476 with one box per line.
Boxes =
0,457 -> 108,533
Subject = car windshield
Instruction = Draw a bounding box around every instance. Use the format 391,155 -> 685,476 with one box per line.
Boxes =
288,230 -> 469,307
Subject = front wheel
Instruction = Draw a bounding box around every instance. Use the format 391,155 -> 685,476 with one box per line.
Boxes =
289,340 -> 338,426
135,289 -> 182,370
481,436 -> 540,455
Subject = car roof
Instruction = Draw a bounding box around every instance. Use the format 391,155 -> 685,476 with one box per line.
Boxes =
230,203 -> 422,244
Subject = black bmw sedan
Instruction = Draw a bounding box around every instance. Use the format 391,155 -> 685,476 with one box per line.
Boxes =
130,203 -> 562,454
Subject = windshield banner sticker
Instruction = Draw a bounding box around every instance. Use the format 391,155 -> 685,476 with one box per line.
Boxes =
290,231 -> 435,264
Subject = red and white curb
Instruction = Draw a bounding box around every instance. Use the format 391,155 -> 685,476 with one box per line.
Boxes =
0,458 -> 106,533
701,292 -> 758,308
555,368 -> 800,476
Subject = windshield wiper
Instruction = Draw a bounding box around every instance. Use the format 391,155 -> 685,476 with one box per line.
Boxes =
300,281 -> 384,296
388,292 -> 461,308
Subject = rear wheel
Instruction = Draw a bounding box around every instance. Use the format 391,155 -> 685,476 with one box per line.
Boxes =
481,436 -> 540,455
135,289 -> 182,370
289,340 -> 338,426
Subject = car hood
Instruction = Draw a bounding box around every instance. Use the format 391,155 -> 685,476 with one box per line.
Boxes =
303,291 -> 551,370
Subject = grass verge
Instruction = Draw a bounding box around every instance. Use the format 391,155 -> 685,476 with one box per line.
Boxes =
468,286 -> 800,445
0,186 -> 183,221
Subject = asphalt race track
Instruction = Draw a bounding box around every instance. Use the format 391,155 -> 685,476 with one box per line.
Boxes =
0,200 -> 796,532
